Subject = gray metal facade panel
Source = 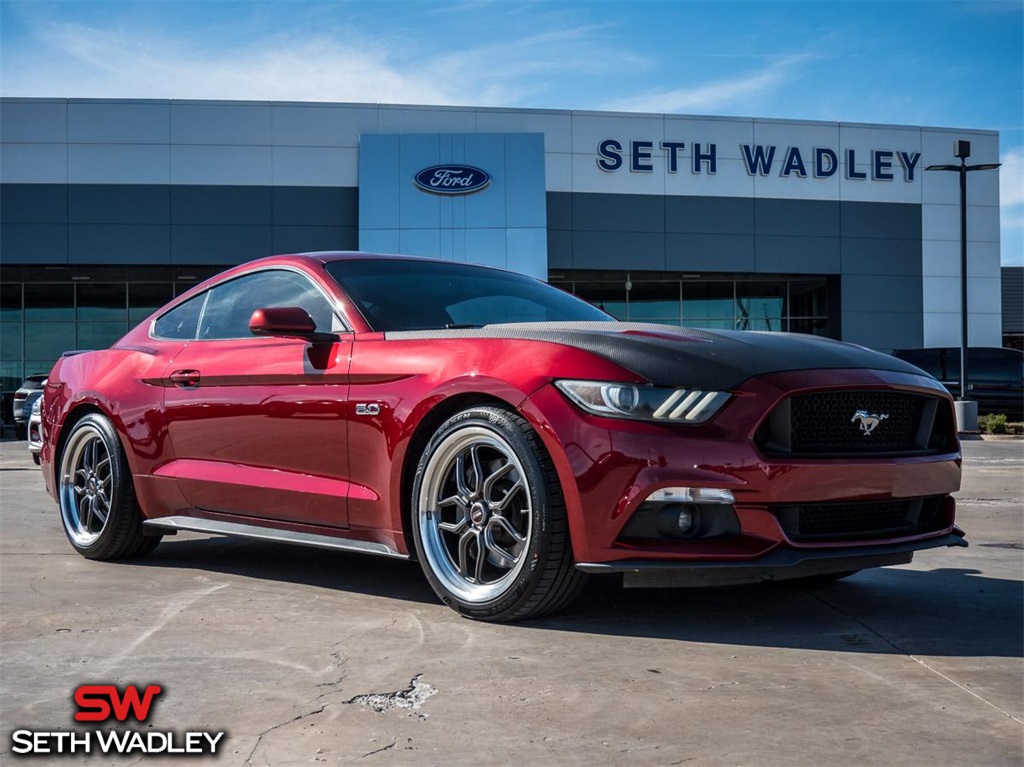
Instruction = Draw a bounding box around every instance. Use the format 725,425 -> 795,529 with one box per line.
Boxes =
841,201 -> 921,240
754,235 -> 841,274
665,233 -> 755,272
843,273 -> 923,314
1000,266 -> 1022,333
572,193 -> 665,233
572,230 -> 665,270
666,196 -> 754,235
0,224 -> 68,263
841,311 -> 923,349
0,101 -> 67,143
272,226 -> 358,255
69,184 -> 170,224
547,230 -> 572,269
0,184 -> 67,223
272,187 -> 358,227
68,224 -> 170,264
841,238 -> 922,276
546,193 -> 572,231
170,225 -> 272,265
170,185 -> 272,225
754,198 -> 840,238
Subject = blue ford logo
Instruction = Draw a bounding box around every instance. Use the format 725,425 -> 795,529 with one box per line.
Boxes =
413,165 -> 491,195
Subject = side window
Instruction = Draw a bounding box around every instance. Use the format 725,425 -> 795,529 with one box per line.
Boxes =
153,293 -> 206,340
197,270 -> 338,340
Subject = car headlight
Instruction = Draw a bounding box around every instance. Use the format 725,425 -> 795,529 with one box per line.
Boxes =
554,380 -> 730,423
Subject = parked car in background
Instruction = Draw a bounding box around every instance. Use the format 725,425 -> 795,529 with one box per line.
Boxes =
28,396 -> 43,465
13,375 -> 47,440
891,347 -> 1024,421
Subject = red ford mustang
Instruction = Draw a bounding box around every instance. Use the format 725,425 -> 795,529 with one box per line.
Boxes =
39,253 -> 966,621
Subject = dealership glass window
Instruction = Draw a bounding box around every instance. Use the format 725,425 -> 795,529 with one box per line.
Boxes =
682,282 -> 736,326
736,281 -> 785,332
569,282 -> 627,319
24,322 -> 75,364
77,322 -> 128,350
24,283 -> 73,322
1,324 -> 22,371
77,283 -> 127,322
560,274 -> 833,337
628,282 -> 681,323
790,281 -> 828,319
1,283 -> 21,324
129,283 -> 175,325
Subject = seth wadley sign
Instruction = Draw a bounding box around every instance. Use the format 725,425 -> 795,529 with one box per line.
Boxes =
597,139 -> 923,182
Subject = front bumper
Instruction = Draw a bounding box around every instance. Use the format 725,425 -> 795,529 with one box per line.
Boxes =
577,530 -> 967,587
522,368 -> 964,567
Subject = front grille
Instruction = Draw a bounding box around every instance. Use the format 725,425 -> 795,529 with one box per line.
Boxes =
756,390 -> 953,456
773,496 -> 945,542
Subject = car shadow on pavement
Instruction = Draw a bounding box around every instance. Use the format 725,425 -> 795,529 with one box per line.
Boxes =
533,566 -> 1023,658
136,536 -> 1021,658
138,534 -> 439,605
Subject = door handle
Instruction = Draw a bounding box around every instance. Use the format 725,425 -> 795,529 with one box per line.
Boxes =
169,369 -> 201,388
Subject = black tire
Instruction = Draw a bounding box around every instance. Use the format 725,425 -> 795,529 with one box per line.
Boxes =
56,413 -> 162,560
411,405 -> 586,622
14,423 -> 27,441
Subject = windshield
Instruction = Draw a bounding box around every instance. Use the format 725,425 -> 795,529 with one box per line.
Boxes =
325,259 -> 613,332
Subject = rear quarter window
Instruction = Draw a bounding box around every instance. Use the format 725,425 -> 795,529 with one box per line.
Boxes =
153,293 -> 206,340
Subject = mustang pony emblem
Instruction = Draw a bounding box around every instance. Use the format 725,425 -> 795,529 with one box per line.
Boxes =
851,410 -> 889,436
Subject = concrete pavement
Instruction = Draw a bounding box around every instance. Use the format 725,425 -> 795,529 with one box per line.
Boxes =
1,438 -> 1021,766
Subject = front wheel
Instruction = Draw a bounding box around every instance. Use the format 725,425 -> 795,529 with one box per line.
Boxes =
411,406 -> 585,622
57,413 -> 161,560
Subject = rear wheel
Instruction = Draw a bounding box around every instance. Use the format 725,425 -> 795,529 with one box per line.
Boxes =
411,406 -> 585,621
57,414 -> 161,560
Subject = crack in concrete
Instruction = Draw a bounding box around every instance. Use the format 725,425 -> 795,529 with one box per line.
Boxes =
245,701 -> 332,766
343,674 -> 437,719
804,589 -> 1024,727
358,740 -> 396,759
245,640 -> 350,765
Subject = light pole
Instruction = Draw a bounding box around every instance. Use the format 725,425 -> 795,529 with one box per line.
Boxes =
925,140 -> 1000,432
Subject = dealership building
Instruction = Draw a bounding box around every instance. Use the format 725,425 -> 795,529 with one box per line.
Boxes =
0,97 -> 1004,389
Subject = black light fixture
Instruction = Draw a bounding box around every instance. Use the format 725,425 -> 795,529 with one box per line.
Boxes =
925,140 -> 1001,432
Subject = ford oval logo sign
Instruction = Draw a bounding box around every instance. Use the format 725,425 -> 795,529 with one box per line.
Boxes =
413,165 -> 491,195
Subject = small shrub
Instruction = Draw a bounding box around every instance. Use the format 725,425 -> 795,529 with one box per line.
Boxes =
979,413 -> 1008,434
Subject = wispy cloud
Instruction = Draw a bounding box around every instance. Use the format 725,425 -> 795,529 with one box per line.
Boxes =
0,13 -> 647,107
1000,147 -> 1024,207
601,54 -> 817,115
1001,146 -> 1024,266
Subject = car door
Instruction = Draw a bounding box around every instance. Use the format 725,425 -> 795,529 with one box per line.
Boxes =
159,267 -> 353,528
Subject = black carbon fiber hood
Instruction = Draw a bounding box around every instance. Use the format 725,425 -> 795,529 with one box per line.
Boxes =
385,322 -> 928,390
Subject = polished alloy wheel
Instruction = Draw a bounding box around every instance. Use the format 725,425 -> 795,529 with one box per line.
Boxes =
59,425 -> 113,547
417,426 -> 533,603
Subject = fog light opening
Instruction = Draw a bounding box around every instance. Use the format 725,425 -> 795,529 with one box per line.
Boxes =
676,507 -> 696,535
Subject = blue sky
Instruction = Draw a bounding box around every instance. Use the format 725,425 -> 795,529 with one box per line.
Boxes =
2,0 -> 1022,263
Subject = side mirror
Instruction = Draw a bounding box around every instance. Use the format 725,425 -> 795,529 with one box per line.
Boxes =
249,307 -> 319,338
